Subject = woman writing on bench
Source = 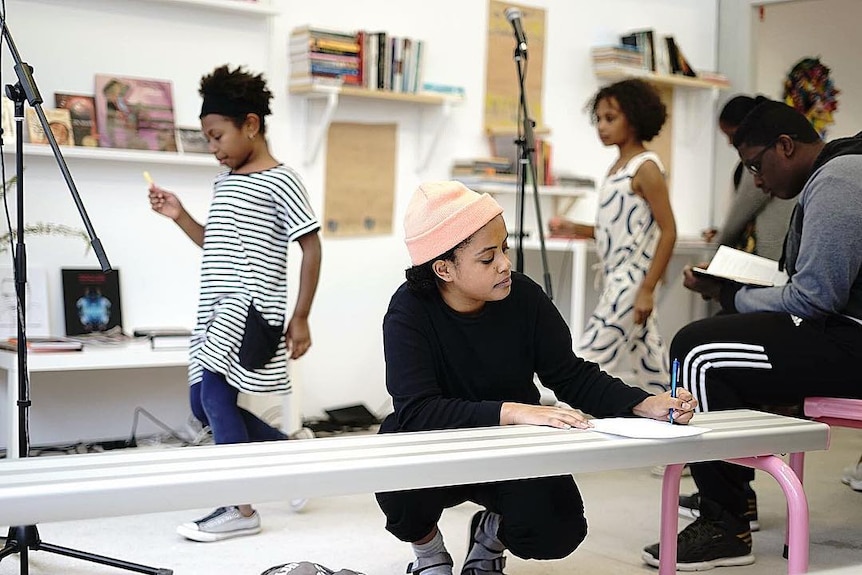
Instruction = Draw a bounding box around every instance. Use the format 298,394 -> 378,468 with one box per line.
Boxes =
375,181 -> 696,575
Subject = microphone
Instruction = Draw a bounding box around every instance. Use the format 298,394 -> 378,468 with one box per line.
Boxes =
505,7 -> 527,54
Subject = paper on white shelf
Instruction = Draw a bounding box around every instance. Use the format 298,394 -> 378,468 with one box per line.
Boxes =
590,417 -> 710,439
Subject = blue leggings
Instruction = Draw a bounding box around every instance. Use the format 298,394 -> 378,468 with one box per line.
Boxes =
190,370 -> 288,445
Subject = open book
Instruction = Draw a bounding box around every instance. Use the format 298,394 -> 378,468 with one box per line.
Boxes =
692,245 -> 788,287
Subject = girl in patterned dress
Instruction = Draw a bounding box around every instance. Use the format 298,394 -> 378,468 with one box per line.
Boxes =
148,65 -> 321,541
549,79 -> 676,392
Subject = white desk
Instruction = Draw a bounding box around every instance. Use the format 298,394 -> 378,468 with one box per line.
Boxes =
0,341 -> 189,459
1,341 -> 300,458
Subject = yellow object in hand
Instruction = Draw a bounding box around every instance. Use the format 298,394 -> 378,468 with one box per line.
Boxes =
143,171 -> 154,186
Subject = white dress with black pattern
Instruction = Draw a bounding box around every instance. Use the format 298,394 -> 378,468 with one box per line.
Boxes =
188,165 -> 319,394
576,151 -> 670,392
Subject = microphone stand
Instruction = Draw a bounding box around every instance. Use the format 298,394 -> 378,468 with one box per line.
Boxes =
511,42 -> 552,300
0,19 -> 172,575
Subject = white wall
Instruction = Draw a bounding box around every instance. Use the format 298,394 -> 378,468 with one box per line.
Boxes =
1,0 -> 719,428
753,0 -> 860,139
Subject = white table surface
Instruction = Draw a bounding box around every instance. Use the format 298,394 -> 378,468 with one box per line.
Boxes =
1,340 -> 188,458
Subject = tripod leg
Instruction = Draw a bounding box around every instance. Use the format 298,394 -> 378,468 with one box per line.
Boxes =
1,526 -> 35,574
36,540 -> 173,575
1,525 -> 172,575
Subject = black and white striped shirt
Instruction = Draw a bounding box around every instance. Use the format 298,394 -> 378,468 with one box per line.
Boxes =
189,165 -> 319,394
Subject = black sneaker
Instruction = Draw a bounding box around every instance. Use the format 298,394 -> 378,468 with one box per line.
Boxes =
642,511 -> 755,571
679,491 -> 760,531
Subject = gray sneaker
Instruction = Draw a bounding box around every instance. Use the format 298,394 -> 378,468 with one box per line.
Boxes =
841,461 -> 862,492
176,506 -> 261,542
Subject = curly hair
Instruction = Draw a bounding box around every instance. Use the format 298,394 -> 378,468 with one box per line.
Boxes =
404,241 -> 466,293
588,78 -> 667,142
199,65 -> 273,134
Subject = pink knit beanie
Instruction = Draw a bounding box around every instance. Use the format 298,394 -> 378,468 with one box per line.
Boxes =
404,181 -> 504,266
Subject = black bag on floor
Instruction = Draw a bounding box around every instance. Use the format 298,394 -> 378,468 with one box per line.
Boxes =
238,303 -> 283,370
261,562 -> 365,575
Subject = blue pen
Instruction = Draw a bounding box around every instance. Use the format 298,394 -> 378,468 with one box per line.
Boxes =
669,358 -> 680,424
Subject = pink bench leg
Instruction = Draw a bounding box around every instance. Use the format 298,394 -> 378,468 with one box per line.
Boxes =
658,456 -> 809,575
727,456 -> 810,574
787,452 -> 806,556
659,463 -> 685,575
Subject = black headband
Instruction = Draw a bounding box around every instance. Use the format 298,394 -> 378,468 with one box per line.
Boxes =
199,94 -> 262,119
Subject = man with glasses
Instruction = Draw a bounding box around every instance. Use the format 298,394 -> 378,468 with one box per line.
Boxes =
642,99 -> 862,570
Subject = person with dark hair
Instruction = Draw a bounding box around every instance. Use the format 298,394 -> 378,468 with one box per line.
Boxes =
378,181 -> 696,575
703,95 -> 796,260
642,99 -> 862,570
549,78 -> 677,392
148,65 -> 322,542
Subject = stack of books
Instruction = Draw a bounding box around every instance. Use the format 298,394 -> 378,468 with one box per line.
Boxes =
289,26 -> 362,88
451,157 -> 515,183
0,337 -> 83,353
289,25 -> 427,94
590,45 -> 645,71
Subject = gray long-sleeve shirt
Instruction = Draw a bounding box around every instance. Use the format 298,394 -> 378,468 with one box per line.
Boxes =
727,136 -> 862,323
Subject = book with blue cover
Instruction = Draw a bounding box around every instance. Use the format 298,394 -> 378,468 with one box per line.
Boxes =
62,268 -> 123,336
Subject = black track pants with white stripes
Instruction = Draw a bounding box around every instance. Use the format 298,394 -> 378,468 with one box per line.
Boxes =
670,311 -> 862,517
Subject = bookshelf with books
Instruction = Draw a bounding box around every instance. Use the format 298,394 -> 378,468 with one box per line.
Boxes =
288,23 -> 463,168
592,29 -> 730,91
289,25 -> 428,95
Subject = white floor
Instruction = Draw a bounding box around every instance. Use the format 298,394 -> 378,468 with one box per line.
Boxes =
1,427 -> 860,575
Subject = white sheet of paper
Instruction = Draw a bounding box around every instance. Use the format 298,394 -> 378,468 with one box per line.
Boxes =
590,418 -> 710,439
694,245 -> 788,287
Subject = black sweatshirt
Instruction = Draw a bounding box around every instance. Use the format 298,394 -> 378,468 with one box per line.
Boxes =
380,272 -> 651,433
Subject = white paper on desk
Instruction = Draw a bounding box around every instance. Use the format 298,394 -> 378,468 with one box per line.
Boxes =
591,418 -> 710,439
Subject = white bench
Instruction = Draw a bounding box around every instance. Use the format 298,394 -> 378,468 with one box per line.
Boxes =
0,409 -> 829,574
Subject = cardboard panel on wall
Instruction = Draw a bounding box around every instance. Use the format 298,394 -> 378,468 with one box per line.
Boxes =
484,1 -> 546,132
323,122 -> 397,237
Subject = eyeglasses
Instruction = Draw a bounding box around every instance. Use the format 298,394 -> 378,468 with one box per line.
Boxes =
744,138 -> 780,176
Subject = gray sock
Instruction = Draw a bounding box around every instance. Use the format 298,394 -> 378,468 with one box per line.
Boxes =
410,530 -> 453,575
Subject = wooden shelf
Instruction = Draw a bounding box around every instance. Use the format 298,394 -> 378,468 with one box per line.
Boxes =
469,181 -> 592,198
289,84 -> 463,105
31,0 -> 279,16
594,66 -> 730,90
485,125 -> 552,137
135,0 -> 279,16
289,83 -> 464,169
3,143 -> 219,167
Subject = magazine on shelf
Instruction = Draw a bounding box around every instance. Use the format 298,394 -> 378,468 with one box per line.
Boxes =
25,107 -> 74,146
691,245 -> 788,287
176,127 -> 210,154
55,92 -> 100,147
94,74 -> 177,151
61,268 -> 123,336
